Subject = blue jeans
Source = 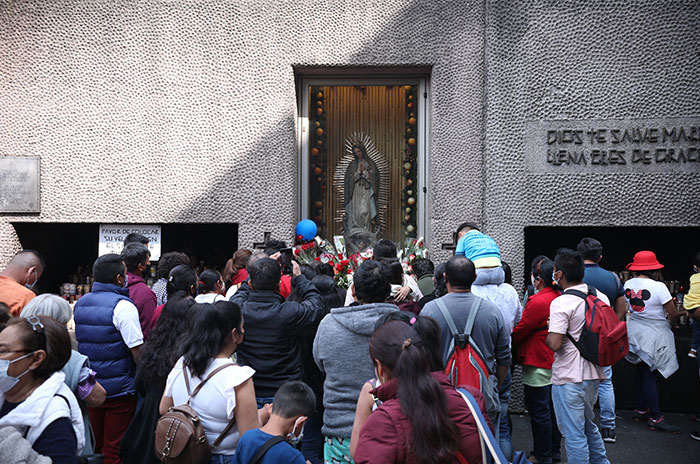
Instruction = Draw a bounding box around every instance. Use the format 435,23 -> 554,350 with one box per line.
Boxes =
524,384 -> 561,464
691,319 -> 700,350
598,366 -> 615,429
634,363 -> 660,419
256,396 -> 275,409
552,381 -> 609,464
301,407 -> 324,464
498,372 -> 513,461
211,455 -> 234,464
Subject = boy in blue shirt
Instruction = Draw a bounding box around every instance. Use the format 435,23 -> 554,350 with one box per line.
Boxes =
234,381 -> 315,464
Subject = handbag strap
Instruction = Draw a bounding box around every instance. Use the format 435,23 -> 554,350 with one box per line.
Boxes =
457,387 -> 507,464
183,362 -> 238,447
249,435 -> 285,464
212,415 -> 238,448
184,362 -> 236,402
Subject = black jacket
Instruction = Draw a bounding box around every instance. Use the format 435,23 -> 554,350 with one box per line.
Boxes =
231,275 -> 324,397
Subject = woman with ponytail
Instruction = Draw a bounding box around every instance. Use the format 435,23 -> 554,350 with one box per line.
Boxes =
354,321 -> 489,464
160,302 -> 266,462
150,264 -> 197,326
511,256 -> 562,464
195,269 -> 227,304
224,249 -> 252,298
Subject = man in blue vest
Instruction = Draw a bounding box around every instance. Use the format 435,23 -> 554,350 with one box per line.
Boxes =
74,254 -> 143,464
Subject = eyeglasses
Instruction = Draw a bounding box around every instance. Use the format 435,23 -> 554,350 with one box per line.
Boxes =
25,315 -> 46,350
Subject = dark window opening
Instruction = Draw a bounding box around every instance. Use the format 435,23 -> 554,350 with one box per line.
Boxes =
524,226 -> 700,290
12,222 -> 238,296
524,226 -> 700,413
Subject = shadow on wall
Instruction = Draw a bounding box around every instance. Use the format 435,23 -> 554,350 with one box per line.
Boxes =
168,0 -> 485,253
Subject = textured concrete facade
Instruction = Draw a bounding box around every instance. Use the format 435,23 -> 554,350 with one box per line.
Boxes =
1,0 -> 699,286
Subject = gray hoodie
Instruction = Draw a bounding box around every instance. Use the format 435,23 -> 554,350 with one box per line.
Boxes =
313,302 -> 398,438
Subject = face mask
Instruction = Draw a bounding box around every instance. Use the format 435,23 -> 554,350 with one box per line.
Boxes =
531,275 -> 536,286
0,352 -> 35,393
374,367 -> 383,386
123,275 -> 129,288
25,269 -> 38,290
285,417 -> 305,447
552,271 -> 560,286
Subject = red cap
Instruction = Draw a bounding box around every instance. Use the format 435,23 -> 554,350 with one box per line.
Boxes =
626,251 -> 664,271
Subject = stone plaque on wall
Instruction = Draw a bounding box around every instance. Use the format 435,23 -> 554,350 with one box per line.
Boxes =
524,117 -> 700,172
0,157 -> 40,213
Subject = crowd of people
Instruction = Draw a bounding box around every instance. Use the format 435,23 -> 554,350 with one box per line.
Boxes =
0,224 -> 698,464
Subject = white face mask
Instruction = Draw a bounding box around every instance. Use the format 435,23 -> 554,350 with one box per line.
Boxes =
25,269 -> 38,290
374,366 -> 383,386
0,352 -> 35,393
285,416 -> 305,447
552,270 -> 560,286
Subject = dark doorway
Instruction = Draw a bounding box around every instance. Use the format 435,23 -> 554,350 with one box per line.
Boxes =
524,226 -> 700,290
12,222 -> 238,296
524,226 -> 700,412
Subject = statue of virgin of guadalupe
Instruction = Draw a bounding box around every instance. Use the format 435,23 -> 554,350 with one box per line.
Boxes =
344,143 -> 380,240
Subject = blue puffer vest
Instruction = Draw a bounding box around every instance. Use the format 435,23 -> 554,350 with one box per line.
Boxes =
73,282 -> 136,398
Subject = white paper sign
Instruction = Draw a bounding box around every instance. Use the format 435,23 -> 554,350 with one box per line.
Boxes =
98,224 -> 162,261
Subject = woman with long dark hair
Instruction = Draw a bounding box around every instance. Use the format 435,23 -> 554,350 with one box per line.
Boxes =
354,321 -> 488,464
119,297 -> 195,463
160,302 -> 264,463
349,312 -> 443,459
511,256 -> 562,464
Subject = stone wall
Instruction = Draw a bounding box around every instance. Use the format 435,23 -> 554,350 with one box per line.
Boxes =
1,0 -> 699,286
0,0 -> 486,264
483,0 -> 700,287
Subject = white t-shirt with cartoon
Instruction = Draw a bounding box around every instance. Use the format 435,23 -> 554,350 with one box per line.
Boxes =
624,277 -> 672,321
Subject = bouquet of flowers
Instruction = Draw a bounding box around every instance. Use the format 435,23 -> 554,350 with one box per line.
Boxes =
397,237 -> 428,275
291,235 -> 373,289
292,239 -> 317,263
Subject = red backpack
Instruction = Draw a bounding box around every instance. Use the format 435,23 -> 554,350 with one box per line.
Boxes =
563,285 -> 629,366
435,297 -> 500,418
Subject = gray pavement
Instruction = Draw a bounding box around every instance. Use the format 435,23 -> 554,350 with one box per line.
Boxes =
511,410 -> 700,463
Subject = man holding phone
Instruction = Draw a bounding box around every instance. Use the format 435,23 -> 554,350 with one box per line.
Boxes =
231,255 -> 324,407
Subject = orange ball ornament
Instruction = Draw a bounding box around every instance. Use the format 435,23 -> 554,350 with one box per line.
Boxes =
315,201 -> 323,208
316,140 -> 323,146
404,85 -> 412,91
407,138 -> 416,146
315,121 -> 320,127
407,102 -> 414,109
316,128 -> 324,136
316,91 -> 323,98
311,148 -> 319,156
314,167 -> 322,175
408,117 -> 416,125
316,108 -> 323,116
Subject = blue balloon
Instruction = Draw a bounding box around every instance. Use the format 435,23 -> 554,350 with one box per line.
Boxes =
296,219 -> 318,241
